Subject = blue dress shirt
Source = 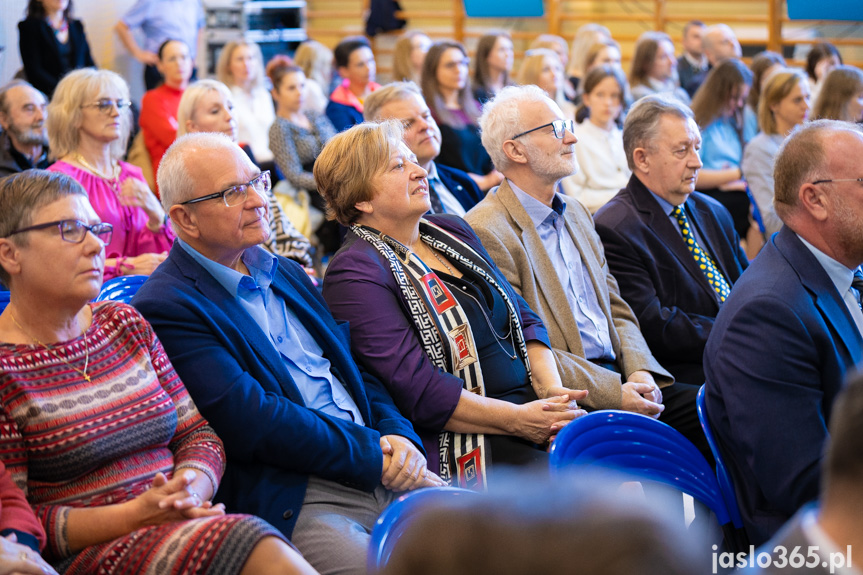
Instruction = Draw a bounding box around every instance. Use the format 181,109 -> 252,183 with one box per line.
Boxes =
509,182 -> 615,361
178,239 -> 364,424
798,235 -> 863,337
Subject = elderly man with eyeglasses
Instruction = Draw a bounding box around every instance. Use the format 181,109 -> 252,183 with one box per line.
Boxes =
703,119 -> 863,547
461,85 -> 711,451
132,132 -> 443,575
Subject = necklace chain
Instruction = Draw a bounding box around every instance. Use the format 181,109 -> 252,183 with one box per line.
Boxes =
74,153 -> 120,186
9,313 -> 91,383
430,248 -> 455,275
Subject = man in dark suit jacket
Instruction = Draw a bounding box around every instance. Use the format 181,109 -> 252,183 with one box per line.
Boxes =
704,120 -> 863,547
133,132 -> 442,575
363,81 -> 484,215
676,20 -> 707,97
734,373 -> 863,574
594,95 -> 748,385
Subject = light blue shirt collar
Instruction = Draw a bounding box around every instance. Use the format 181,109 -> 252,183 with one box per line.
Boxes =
508,179 -> 567,229
178,238 -> 278,296
646,187 -> 678,216
797,235 -> 856,297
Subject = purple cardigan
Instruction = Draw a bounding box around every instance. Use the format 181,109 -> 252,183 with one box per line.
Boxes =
322,214 -> 550,465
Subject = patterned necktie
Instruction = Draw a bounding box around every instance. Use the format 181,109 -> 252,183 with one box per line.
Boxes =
671,205 -> 731,303
852,269 -> 863,311
427,178 -> 445,214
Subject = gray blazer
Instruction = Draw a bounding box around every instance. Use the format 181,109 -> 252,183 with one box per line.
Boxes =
465,179 -> 672,410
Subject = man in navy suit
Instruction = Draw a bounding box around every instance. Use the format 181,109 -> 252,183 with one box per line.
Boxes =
133,132 -> 442,575
704,120 -> 863,546
594,95 -> 749,386
363,81 -> 484,216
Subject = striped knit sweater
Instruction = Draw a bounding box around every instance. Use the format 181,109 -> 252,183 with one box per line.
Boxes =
0,301 -> 225,560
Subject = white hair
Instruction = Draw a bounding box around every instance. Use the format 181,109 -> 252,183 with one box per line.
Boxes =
479,84 -> 553,172
158,132 -> 240,211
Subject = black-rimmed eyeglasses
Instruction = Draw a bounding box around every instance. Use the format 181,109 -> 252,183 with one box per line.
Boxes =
5,219 -> 113,245
811,178 -> 863,185
178,171 -> 271,207
511,119 -> 575,140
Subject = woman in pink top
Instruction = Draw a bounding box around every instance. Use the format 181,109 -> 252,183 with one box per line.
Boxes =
47,68 -> 173,279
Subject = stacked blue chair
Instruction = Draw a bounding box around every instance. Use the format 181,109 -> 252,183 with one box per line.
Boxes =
0,290 -> 9,314
697,385 -> 750,551
95,275 -> 148,304
549,410 -> 747,553
367,486 -> 477,573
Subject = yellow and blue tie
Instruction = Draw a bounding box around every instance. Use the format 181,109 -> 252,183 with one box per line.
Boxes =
672,205 -> 731,303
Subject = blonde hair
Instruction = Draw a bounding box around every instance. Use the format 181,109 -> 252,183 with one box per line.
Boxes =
567,24 -> 610,78
529,34 -> 569,66
393,31 -> 429,83
314,120 -> 404,226
294,40 -> 333,90
583,39 -> 621,76
176,79 -> 234,138
517,48 -> 567,110
47,68 -> 132,161
757,69 -> 807,135
217,40 -> 265,90
811,65 -> 863,123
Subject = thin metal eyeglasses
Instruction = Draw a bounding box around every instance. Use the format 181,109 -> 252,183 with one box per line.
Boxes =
811,178 -> 863,185
178,170 -> 271,207
511,119 -> 575,140
5,219 -> 114,245
81,99 -> 132,115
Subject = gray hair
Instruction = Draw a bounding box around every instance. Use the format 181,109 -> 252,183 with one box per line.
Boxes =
479,84 -> 551,172
0,170 -> 88,285
363,81 -> 423,122
158,132 -> 240,211
623,94 -> 695,171
176,79 -> 234,137
0,80 -> 45,117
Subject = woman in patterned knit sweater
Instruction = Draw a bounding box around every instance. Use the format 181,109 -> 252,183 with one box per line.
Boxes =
0,170 -> 317,575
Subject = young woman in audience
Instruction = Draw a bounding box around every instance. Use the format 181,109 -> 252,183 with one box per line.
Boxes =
217,40 -> 276,168
0,170 -> 317,575
18,0 -> 95,97
392,31 -> 432,84
583,39 -> 622,75
691,59 -> 760,255
139,39 -> 193,193
742,69 -> 810,238
472,31 -> 514,104
517,48 -> 575,120
566,24 -> 611,97
528,34 -> 574,100
176,79 -> 313,269
629,31 -> 690,104
326,37 -> 380,131
422,41 -> 501,191
806,42 -> 843,105
47,69 -> 173,279
562,65 -> 631,213
293,40 -> 334,115
811,65 -> 863,122
745,51 -> 786,135
266,58 -> 339,256
0,460 -> 57,574
317,122 -> 586,486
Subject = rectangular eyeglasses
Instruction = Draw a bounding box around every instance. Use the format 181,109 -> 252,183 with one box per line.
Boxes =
5,219 -> 113,245
178,170 -> 271,207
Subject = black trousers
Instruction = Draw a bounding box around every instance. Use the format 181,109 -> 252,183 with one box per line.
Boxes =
658,381 -> 713,466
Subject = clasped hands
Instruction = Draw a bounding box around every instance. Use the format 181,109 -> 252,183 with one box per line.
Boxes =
380,435 -> 446,492
124,469 -> 225,530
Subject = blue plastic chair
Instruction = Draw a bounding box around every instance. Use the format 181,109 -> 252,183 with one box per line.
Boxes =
367,486 -> 477,572
0,290 -> 9,314
697,384 -> 747,532
95,275 -> 148,304
549,410 -> 744,549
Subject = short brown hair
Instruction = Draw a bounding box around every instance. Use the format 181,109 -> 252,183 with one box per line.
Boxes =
313,121 -> 404,226
0,170 -> 88,285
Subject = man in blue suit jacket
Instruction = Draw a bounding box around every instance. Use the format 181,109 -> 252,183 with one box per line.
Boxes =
594,95 -> 748,385
704,120 -> 863,547
133,132 -> 442,575
363,82 -> 484,215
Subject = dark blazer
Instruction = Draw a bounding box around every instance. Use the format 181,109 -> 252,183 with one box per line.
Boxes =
676,55 -> 704,99
18,17 -> 95,97
436,162 -> 484,212
593,174 -> 748,384
436,120 -> 494,176
325,100 -> 364,133
132,243 -> 421,538
704,227 -> 863,547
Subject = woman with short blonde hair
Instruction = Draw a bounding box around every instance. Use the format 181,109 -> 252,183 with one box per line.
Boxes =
517,48 -> 575,119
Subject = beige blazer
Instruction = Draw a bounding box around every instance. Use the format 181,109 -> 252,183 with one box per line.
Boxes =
465,179 -> 672,410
